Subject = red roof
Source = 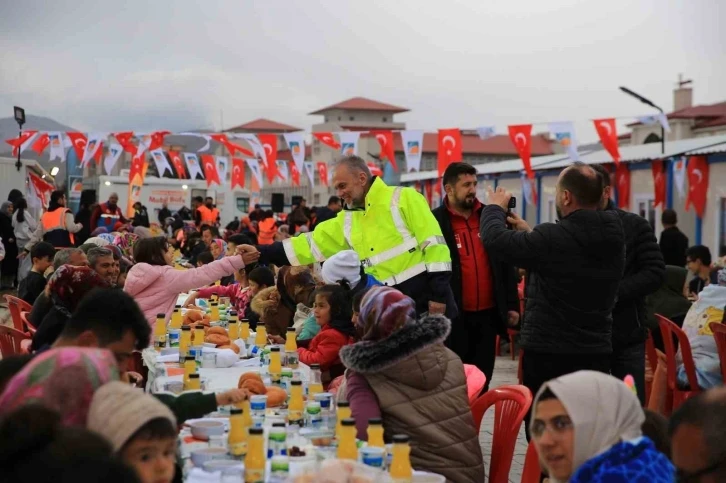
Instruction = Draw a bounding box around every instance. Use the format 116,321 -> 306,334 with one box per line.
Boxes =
309,97 -> 409,115
393,133 -> 553,156
628,101 -> 726,129
226,118 -> 302,133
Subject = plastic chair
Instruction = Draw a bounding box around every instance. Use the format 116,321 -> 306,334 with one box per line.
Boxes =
20,311 -> 36,336
709,322 -> 726,384
3,295 -> 32,332
495,329 -> 520,360
520,440 -> 541,483
0,325 -> 30,358
471,385 -> 533,483
657,314 -> 700,416
645,331 -> 658,406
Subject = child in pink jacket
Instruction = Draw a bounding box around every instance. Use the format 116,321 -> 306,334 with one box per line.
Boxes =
124,237 -> 259,329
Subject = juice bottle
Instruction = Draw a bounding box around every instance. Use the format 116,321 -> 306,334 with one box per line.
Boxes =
337,418 -> 358,460
240,318 -> 251,340
335,401 -> 351,441
228,408 -> 248,458
367,418 -> 385,448
186,372 -> 200,391
154,313 -> 167,347
228,311 -> 239,340
308,364 -> 323,397
210,302 -> 219,322
389,434 -> 413,482
288,380 -> 304,426
234,398 -> 253,428
284,328 -> 298,369
170,305 -> 182,329
269,346 -> 282,384
244,427 -> 265,483
254,326 -> 267,347
180,326 -> 192,360
183,356 -> 196,385
194,324 -> 205,345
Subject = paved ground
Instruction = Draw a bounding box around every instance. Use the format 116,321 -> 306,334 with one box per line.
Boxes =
479,351 -> 529,483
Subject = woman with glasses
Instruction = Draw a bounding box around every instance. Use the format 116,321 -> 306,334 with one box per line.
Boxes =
530,371 -> 673,482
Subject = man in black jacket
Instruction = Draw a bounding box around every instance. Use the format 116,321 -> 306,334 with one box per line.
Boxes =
313,196 -> 342,229
592,164 -> 665,404
432,163 -> 519,390
481,162 -> 625,433
659,209 -> 689,267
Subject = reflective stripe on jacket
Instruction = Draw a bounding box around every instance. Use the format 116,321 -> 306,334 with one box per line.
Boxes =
283,177 -> 451,286
41,208 -> 74,248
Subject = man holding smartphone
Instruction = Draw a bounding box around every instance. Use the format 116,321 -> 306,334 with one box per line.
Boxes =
432,163 -> 520,391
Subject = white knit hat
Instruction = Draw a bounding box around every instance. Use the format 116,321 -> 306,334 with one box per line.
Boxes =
321,250 -> 362,288
87,381 -> 177,452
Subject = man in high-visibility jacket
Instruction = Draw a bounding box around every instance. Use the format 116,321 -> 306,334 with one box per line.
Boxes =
255,156 -> 457,318
23,190 -> 84,252
197,196 -> 220,227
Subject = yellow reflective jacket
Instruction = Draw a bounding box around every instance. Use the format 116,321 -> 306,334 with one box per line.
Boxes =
282,177 -> 451,289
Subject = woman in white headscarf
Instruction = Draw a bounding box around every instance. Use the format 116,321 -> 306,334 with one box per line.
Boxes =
530,371 -> 673,483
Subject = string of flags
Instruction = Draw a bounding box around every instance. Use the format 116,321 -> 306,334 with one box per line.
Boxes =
3,112 -> 669,191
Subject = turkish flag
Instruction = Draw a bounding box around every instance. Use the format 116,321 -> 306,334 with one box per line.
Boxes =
129,148 -> 146,182
201,154 -> 221,187
66,132 -> 88,161
93,142 -> 104,166
651,159 -> 666,208
437,129 -> 462,177
317,162 -> 329,187
114,131 -> 137,154
508,125 -> 534,179
424,179 -> 433,207
210,134 -> 254,157
169,150 -> 187,179
148,131 -> 170,151
593,119 -> 621,166
290,162 -> 301,187
372,131 -> 397,172
313,132 -> 340,150
231,158 -> 246,190
368,163 -> 383,177
5,131 -> 38,157
257,134 -> 279,184
686,156 -> 709,218
31,133 -> 50,155
615,163 -> 631,209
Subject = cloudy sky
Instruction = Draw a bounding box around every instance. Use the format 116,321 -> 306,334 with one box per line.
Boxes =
1,0 -> 723,142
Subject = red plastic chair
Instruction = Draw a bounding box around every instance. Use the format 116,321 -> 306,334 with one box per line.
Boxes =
0,325 -> 30,358
20,311 -> 36,336
657,314 -> 701,416
471,385 -> 533,483
520,440 -> 541,483
4,295 -> 32,332
644,331 -> 658,406
709,322 -> 726,384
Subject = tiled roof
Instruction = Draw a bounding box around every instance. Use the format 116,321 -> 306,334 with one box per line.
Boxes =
628,101 -> 726,129
309,97 -> 409,115
226,118 -> 302,133
393,132 -> 553,156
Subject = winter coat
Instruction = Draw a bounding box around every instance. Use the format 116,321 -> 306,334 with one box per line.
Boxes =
249,266 -> 316,336
298,323 -> 354,382
124,257 -> 245,330
570,438 -> 674,483
480,206 -> 625,355
197,283 -> 249,317
433,201 -> 519,335
605,201 -> 665,348
340,314 -> 485,483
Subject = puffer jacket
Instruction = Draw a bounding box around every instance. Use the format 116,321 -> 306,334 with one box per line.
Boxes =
124,256 -> 244,330
298,323 -> 354,383
605,201 -> 665,348
249,266 -> 316,336
480,206 -> 625,354
340,315 -> 485,483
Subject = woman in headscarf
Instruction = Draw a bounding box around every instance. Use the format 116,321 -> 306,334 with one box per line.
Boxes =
133,225 -> 153,239
113,232 -> 139,260
0,201 -> 18,289
250,265 -> 316,336
31,266 -> 110,351
84,236 -> 111,247
209,238 -> 227,261
338,286 -> 485,482
0,347 -> 119,426
530,371 -> 674,483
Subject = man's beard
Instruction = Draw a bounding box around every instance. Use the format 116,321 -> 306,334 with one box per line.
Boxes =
556,206 -> 563,220
456,196 -> 475,210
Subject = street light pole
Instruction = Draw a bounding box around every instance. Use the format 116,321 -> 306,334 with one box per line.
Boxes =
13,106 -> 26,171
619,87 -> 665,154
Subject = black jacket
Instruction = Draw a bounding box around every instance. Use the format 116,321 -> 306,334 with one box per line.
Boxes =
432,203 -> 519,336
132,207 -> 150,228
313,206 -> 337,229
659,226 -> 689,267
480,206 -> 625,355
158,207 -> 172,225
606,201 -> 665,348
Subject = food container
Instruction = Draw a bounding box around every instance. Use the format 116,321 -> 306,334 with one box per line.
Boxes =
360,446 -> 385,468
167,329 -> 180,348
189,447 -> 229,467
202,459 -> 243,475
201,352 -> 217,369
162,380 -> 183,394
189,420 -> 225,441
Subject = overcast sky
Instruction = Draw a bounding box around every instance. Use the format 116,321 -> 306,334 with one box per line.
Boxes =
1,0 -> 723,143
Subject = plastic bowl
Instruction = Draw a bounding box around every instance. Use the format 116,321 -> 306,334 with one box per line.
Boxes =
203,459 -> 243,474
190,447 -> 230,467
189,419 -> 225,441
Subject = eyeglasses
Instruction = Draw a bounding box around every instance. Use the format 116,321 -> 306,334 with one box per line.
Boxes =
530,416 -> 573,439
676,459 -> 726,482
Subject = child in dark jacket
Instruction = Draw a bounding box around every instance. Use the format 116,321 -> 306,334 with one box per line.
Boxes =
297,285 -> 356,385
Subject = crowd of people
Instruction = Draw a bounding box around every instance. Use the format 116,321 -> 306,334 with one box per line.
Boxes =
0,155 -> 725,482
